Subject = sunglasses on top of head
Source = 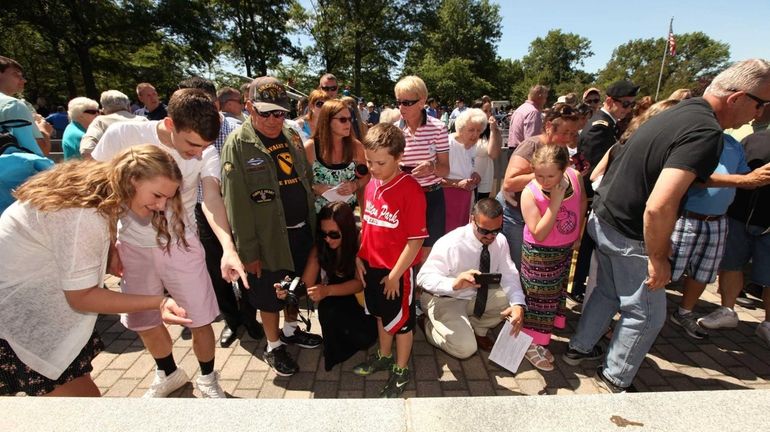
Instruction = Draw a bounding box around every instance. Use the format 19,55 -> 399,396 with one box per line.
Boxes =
396,99 -> 419,107
320,230 -> 341,240
256,110 -> 287,119
611,98 -> 636,109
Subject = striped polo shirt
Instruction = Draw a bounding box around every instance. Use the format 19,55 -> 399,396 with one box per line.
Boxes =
397,110 -> 449,187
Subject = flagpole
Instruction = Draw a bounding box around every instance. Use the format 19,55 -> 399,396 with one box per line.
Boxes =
655,17 -> 674,101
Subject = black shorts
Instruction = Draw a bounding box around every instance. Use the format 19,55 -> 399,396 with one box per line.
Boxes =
424,186 -> 446,247
246,224 -> 313,313
362,260 -> 416,335
0,331 -> 104,396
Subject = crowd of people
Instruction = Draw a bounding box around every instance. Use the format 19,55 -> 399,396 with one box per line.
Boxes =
2,54 -> 770,399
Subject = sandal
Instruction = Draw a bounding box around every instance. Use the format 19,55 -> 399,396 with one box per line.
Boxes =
525,343 -> 554,371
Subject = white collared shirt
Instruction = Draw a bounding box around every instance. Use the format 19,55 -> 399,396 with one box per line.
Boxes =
417,224 -> 525,306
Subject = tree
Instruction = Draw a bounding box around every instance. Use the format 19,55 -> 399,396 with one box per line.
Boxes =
216,0 -> 303,78
596,32 -> 730,99
517,29 -> 594,103
402,0 -> 505,102
302,0 -> 417,102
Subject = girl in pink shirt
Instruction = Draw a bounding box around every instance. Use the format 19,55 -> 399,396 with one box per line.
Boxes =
520,145 -> 586,371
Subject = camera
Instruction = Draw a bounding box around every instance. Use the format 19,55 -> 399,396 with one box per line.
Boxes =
278,276 -> 306,307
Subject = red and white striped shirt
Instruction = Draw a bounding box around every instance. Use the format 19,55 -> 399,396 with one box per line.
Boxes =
397,111 -> 449,187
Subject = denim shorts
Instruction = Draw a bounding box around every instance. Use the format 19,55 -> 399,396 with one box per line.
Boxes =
719,216 -> 770,286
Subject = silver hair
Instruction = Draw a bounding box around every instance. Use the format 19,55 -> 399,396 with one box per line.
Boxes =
99,90 -> 130,114
67,96 -> 99,121
455,108 -> 487,132
705,59 -> 770,97
378,108 -> 401,124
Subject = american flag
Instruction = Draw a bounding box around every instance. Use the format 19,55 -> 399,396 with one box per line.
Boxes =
668,22 -> 676,56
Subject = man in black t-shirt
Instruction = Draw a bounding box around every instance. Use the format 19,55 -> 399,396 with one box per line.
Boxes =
698,129 -> 770,345
563,59 -> 770,393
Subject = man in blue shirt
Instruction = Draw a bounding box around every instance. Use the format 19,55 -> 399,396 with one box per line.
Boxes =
670,133 -> 770,339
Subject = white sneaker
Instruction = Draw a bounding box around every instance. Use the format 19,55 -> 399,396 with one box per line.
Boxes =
697,307 -> 739,329
143,368 -> 189,398
195,371 -> 226,398
756,321 -> 770,347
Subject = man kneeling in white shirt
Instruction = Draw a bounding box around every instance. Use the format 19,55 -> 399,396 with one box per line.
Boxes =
417,198 -> 526,359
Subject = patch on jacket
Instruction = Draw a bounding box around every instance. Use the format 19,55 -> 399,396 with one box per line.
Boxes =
250,189 -> 275,203
287,128 -> 303,150
223,162 -> 233,174
592,120 -> 609,127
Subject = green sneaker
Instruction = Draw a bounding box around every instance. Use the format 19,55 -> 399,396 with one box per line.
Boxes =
352,351 -> 394,376
380,365 -> 410,398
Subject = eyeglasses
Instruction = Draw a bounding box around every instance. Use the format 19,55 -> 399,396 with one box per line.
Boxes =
612,98 -> 636,109
584,98 -> 600,104
474,221 -> 502,236
396,99 -> 419,107
743,92 -> 770,110
256,110 -> 287,119
321,85 -> 338,92
320,230 -> 341,240
314,100 -> 326,108
332,116 -> 352,123
83,109 -> 100,115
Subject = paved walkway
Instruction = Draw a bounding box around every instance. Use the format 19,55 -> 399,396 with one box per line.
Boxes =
92,277 -> 770,398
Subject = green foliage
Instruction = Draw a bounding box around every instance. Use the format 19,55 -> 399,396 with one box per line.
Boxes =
403,0 -> 507,103
302,0 -> 418,104
596,32 -> 730,99
516,29 -> 595,105
215,0 -> 303,78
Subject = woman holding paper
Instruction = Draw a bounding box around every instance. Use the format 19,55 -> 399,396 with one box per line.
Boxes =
304,99 -> 369,213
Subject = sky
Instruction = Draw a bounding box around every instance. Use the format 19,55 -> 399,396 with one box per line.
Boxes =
495,0 -> 770,73
296,0 -> 770,74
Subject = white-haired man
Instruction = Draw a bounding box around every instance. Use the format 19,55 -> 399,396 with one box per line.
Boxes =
80,90 -> 148,159
564,59 -> 770,393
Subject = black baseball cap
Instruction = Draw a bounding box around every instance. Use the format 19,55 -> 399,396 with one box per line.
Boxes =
606,80 -> 640,98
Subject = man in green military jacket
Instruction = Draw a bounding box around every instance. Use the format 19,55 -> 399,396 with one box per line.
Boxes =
221,77 -> 322,377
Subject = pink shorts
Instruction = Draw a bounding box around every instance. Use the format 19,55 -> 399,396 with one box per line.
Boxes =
116,237 -> 219,331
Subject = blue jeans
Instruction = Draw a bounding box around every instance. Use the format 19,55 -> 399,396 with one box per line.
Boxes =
569,214 -> 667,388
496,192 -> 524,271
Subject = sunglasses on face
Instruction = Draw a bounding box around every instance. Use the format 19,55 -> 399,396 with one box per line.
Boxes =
332,116 -> 352,124
396,99 -> 419,107
256,110 -> 287,119
743,92 -> 770,110
584,98 -> 600,104
321,85 -> 338,92
314,100 -> 326,108
474,222 -> 502,236
83,109 -> 100,115
320,230 -> 341,240
612,98 -> 636,109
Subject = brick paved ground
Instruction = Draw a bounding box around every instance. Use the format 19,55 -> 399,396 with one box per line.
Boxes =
91,277 -> 770,398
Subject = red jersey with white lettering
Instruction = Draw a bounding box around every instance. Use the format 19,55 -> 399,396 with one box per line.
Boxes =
397,111 -> 449,187
358,172 -> 428,269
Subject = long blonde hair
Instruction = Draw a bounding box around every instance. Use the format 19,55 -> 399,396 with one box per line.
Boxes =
14,145 -> 187,252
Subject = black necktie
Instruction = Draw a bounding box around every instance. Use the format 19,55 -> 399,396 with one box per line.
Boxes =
473,244 -> 490,318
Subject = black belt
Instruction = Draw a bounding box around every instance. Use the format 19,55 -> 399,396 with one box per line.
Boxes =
422,183 -> 442,193
683,210 -> 723,222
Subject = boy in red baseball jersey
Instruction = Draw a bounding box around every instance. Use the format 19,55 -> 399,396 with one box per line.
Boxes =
354,123 -> 427,397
